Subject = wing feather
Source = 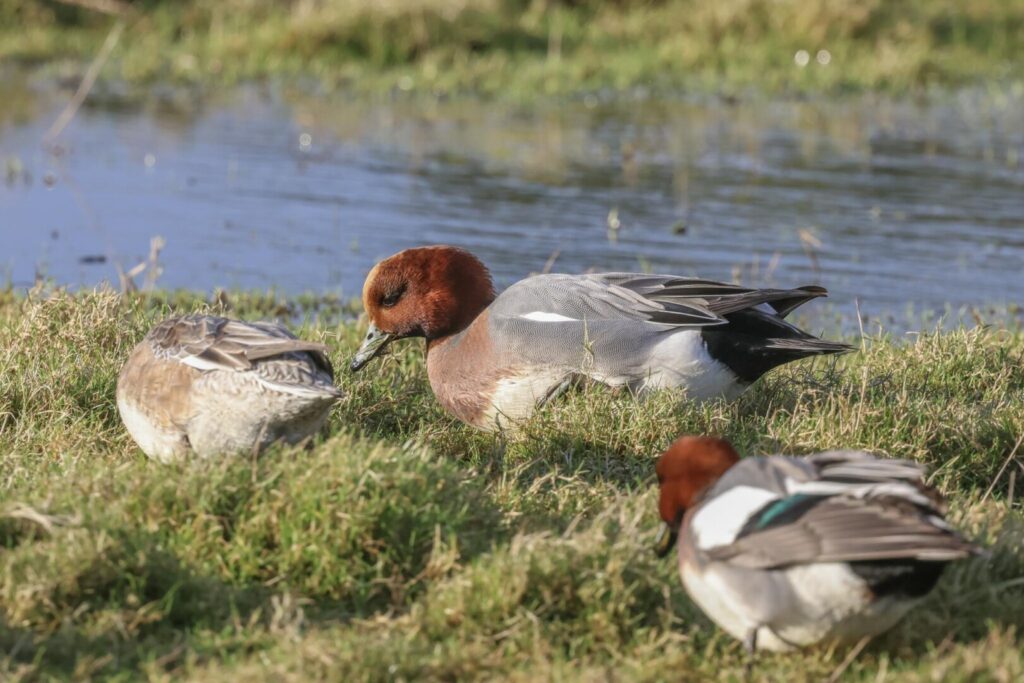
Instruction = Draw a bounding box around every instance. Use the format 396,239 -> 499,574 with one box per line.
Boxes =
596,274 -> 828,318
147,315 -> 340,397
706,494 -> 978,569
497,273 -> 831,330
494,274 -> 726,328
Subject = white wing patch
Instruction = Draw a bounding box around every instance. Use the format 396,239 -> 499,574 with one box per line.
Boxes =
179,354 -> 232,372
691,485 -> 780,549
520,311 -> 577,322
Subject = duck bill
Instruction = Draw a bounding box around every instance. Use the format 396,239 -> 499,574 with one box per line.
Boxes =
350,324 -> 395,372
654,522 -> 678,558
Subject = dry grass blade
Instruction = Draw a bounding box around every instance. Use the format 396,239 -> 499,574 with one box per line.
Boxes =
117,235 -> 166,294
2,503 -> 80,534
826,636 -> 872,683
981,433 -> 1024,503
42,19 -> 126,146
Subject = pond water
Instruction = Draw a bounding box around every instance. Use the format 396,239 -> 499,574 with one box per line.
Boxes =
2,75 -> 1022,325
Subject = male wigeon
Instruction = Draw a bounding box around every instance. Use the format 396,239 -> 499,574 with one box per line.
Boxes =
350,245 -> 851,430
117,314 -> 343,463
654,436 -> 980,652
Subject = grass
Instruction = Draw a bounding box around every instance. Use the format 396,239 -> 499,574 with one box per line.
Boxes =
0,285 -> 1022,681
1,1 -> 1023,97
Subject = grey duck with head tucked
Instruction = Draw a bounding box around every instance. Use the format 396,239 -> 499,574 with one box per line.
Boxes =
117,314 -> 343,463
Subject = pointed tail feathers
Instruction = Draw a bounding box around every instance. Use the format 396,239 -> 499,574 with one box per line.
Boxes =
767,285 -> 829,318
763,337 -> 854,356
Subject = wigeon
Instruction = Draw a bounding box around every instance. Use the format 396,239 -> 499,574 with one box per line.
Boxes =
350,245 -> 851,430
117,314 -> 343,463
654,436 -> 980,652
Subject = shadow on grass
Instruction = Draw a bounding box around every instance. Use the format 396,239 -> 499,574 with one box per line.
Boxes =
0,508 -> 513,679
0,530 -> 277,678
0,434 -> 516,678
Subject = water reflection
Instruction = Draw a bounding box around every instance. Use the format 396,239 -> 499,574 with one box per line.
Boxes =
1,77 -> 1022,327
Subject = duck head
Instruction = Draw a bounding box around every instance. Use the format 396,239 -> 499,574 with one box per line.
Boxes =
350,245 -> 496,371
654,435 -> 741,557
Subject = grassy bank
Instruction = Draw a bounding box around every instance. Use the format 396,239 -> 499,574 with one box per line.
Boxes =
0,287 -> 1022,681
1,1 -> 1023,97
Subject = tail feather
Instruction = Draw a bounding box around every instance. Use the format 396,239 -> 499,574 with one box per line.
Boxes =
701,307 -> 852,384
763,337 -> 854,355
766,285 -> 829,318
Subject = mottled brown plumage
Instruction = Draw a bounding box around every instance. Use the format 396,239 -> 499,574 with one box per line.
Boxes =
117,315 -> 343,463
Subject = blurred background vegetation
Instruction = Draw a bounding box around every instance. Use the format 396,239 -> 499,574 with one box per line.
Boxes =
2,0 -> 1023,96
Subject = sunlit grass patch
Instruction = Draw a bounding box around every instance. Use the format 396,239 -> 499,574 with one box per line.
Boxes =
0,288 -> 1021,679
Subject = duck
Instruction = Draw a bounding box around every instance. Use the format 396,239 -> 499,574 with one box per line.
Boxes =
349,245 -> 851,430
653,435 -> 981,652
117,314 -> 343,463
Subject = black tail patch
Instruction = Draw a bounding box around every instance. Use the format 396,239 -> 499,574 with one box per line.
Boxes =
849,559 -> 947,599
701,309 -> 852,383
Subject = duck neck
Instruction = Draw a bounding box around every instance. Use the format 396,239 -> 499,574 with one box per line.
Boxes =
423,309 -> 500,427
425,303 -> 488,354
425,290 -> 494,348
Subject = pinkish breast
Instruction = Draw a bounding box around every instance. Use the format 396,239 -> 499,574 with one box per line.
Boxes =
426,310 -> 508,427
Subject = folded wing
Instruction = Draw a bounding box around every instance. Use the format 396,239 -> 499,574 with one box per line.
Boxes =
148,315 -> 340,397
706,493 -> 978,569
705,451 -> 979,569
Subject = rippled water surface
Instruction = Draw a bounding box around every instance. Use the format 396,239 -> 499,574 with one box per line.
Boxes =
2,76 -> 1022,321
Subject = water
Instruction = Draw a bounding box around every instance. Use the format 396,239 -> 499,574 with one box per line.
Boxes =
2,77 -> 1023,324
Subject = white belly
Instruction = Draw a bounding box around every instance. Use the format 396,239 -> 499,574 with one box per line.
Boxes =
770,563 -> 876,647
682,559 -> 902,652
483,368 -> 570,429
780,564 -> 916,645
681,561 -> 768,647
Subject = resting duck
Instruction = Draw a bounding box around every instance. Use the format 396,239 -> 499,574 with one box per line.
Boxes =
654,436 -> 980,652
117,314 -> 343,463
350,245 -> 850,430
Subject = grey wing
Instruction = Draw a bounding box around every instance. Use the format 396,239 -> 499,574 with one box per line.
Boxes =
707,452 -> 929,501
486,276 -> 700,375
493,274 -> 726,327
796,450 -> 944,511
703,456 -> 819,500
706,495 -> 979,569
806,450 -> 927,482
485,273 -> 836,378
597,273 -> 829,318
250,354 -> 343,399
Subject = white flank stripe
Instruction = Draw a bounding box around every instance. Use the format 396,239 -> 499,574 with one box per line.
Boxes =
520,311 -> 577,322
180,355 -> 231,372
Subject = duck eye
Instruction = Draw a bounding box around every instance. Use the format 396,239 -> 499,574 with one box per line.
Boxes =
381,290 -> 403,308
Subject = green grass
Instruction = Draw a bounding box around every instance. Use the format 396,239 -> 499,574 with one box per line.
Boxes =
0,286 -> 1022,681
1,1 -> 1023,97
